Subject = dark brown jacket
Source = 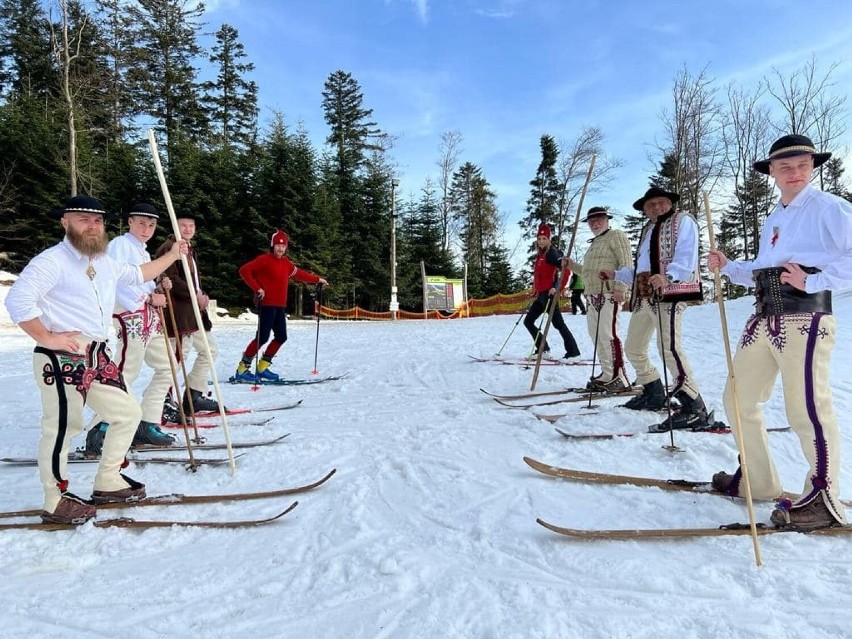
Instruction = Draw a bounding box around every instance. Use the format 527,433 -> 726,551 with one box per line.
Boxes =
155,239 -> 212,336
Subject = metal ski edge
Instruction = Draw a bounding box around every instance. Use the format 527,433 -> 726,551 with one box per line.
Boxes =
534,517 -> 852,540
0,469 -> 336,520
0,500 -> 299,532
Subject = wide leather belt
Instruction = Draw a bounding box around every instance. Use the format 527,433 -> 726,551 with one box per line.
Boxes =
753,266 -> 831,317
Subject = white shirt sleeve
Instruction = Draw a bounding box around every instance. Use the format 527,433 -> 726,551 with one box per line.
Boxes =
667,215 -> 698,282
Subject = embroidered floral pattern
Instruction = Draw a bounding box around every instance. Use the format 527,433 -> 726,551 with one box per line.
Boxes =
115,306 -> 162,346
740,313 -> 827,352
40,343 -> 126,401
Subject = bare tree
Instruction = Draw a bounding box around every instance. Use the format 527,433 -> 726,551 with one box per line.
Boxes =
554,125 -> 622,251
655,65 -> 726,219
721,82 -> 773,259
765,56 -> 847,191
51,0 -> 88,195
436,129 -> 462,252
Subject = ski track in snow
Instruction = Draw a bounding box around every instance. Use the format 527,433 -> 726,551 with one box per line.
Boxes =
3,282 -> 852,637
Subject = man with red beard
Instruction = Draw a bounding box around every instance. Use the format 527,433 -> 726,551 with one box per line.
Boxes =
234,229 -> 328,381
5,195 -> 188,525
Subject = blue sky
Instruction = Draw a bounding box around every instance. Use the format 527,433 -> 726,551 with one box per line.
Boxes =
201,0 -> 852,262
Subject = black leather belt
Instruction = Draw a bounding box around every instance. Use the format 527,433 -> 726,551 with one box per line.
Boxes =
753,266 -> 831,317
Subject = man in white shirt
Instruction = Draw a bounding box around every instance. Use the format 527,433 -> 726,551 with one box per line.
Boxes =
708,134 -> 852,530
600,186 -> 708,431
86,203 -> 176,456
5,195 -> 187,525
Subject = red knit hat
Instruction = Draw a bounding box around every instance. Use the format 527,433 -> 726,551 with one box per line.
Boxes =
537,223 -> 551,239
271,229 -> 288,247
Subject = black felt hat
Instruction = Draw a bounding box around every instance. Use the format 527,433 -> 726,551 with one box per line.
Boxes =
582,206 -> 613,223
632,186 -> 680,211
49,195 -> 113,220
124,202 -> 159,219
753,134 -> 831,175
175,209 -> 202,222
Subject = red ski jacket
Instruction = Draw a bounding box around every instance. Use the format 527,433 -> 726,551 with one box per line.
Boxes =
239,253 -> 321,307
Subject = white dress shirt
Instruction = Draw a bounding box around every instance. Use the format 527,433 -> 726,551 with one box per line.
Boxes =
615,213 -> 699,284
722,184 -> 852,292
6,237 -> 143,340
108,232 -> 155,313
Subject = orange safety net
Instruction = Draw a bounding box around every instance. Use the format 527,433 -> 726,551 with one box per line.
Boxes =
315,289 -> 572,321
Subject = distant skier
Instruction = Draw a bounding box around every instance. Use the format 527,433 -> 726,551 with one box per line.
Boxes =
234,229 -> 328,381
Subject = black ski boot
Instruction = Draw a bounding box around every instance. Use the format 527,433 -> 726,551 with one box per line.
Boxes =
649,391 -> 711,432
623,379 -> 665,411
162,392 -> 180,425
183,388 -> 222,413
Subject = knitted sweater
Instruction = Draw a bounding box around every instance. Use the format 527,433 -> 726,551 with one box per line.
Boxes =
581,229 -> 632,295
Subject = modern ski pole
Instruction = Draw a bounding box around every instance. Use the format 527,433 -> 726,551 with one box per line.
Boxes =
496,296 -> 534,356
653,290 -> 680,454
251,292 -> 263,391
584,280 -> 607,409
311,283 -> 323,375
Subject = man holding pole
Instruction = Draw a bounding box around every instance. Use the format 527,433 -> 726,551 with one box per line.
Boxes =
155,210 -> 222,414
600,186 -> 709,430
5,195 -> 188,524
234,229 -> 328,382
566,206 -> 632,392
523,223 -> 580,359
86,202 -> 175,454
708,134 -> 852,530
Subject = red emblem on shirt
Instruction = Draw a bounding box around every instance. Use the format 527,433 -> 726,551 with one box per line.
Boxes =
770,226 -> 779,247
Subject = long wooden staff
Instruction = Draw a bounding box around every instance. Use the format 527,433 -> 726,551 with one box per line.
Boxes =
155,304 -> 198,469
703,191 -> 762,567
164,284 -> 202,444
530,154 -> 597,391
148,129 -> 236,474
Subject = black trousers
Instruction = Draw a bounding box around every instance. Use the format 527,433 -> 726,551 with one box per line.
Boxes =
570,289 -> 586,314
523,292 -> 580,357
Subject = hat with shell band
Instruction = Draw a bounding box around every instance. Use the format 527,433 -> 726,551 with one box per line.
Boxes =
753,134 -> 831,175
49,194 -> 114,220
124,202 -> 159,219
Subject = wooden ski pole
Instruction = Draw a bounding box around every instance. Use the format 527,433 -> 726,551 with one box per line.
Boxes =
155,304 -> 198,469
703,190 -> 762,567
530,154 -> 596,391
148,129 -> 236,474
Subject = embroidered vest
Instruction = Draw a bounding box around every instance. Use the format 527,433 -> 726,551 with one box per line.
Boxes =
631,210 -> 702,308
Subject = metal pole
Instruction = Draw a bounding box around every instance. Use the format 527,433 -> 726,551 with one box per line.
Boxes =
390,178 -> 399,320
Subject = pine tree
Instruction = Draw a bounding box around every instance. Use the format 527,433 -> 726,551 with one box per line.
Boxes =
202,23 -> 258,150
0,0 -> 55,100
321,69 -> 390,310
449,162 -> 500,299
519,134 -> 560,263
822,157 -> 852,202
127,0 -> 207,147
